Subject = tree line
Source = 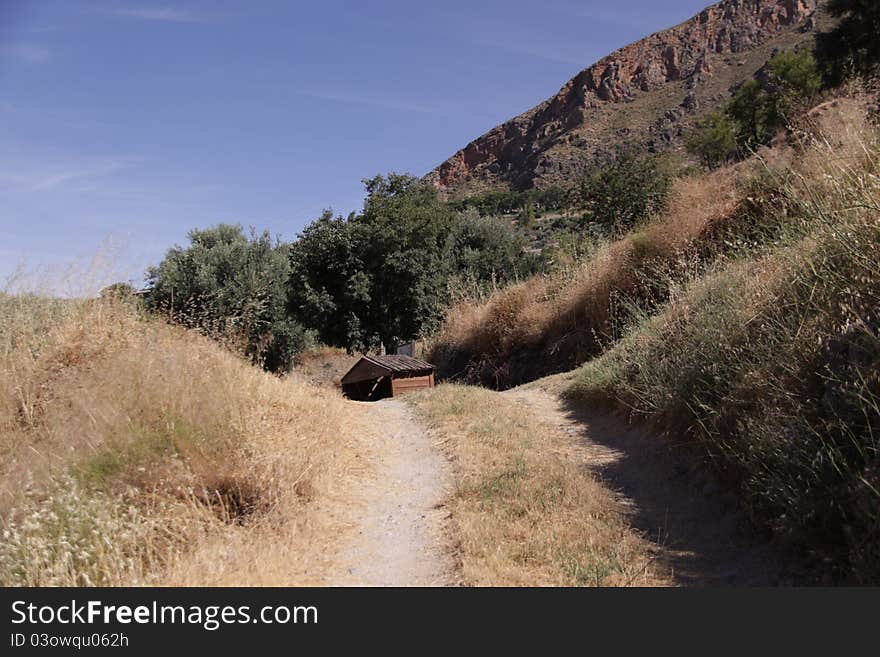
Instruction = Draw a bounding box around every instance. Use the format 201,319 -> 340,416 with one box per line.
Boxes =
142,1 -> 878,373
145,174 -> 542,371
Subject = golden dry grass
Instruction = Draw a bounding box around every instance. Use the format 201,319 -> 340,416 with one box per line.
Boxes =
428,165 -> 743,387
428,94 -> 876,390
288,345 -> 358,389
0,294 -> 364,585
568,115 -> 880,582
409,384 -> 667,586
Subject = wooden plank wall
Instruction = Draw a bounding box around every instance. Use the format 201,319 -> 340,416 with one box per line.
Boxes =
391,375 -> 433,396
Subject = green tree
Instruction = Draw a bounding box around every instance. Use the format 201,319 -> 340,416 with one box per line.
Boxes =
289,175 -> 457,352
288,174 -> 544,352
287,211 -> 371,350
575,149 -> 672,233
762,49 -> 822,129
726,79 -> 769,149
815,0 -> 880,86
444,210 -> 540,285
686,111 -> 738,169
357,174 -> 458,350
726,50 -> 821,151
692,49 -> 822,167
146,224 -> 310,372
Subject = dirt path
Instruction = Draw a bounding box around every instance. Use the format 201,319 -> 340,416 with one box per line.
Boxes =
505,387 -> 784,585
317,398 -> 454,586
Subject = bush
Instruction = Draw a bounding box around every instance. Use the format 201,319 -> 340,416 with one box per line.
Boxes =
725,50 -> 822,151
288,175 -> 543,353
449,186 -> 568,218
572,149 -> 672,233
290,175 -> 460,352
687,49 -> 822,166
686,112 -> 738,169
146,224 -> 309,372
444,211 -> 542,287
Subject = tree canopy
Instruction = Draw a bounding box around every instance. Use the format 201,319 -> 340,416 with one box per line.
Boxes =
146,224 -> 311,371
815,0 -> 880,86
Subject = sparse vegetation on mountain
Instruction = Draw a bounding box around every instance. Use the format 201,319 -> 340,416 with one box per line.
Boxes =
688,49 -> 822,167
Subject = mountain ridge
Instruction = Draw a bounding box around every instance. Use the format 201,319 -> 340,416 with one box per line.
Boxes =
426,0 -> 822,199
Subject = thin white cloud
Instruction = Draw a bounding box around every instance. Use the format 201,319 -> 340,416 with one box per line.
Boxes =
0,44 -> 51,64
108,7 -> 206,23
0,156 -> 143,193
297,89 -> 436,114
478,37 -> 587,66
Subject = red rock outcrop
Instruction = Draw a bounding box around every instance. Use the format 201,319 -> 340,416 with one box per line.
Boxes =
426,0 -> 820,198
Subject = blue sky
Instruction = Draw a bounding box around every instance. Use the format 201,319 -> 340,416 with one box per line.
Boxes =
0,0 -> 709,291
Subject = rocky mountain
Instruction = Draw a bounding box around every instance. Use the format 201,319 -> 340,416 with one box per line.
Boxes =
427,0 -> 823,199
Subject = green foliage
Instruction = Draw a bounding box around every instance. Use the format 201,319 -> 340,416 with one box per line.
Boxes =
146,224 -> 311,372
355,174 -> 457,351
686,49 -> 822,167
726,50 -> 822,151
444,210 -> 543,286
815,0 -> 880,86
762,49 -> 823,130
449,186 -> 568,219
686,111 -> 738,169
289,175 -> 538,352
287,211 -> 372,351
571,149 -> 672,233
726,79 -> 770,149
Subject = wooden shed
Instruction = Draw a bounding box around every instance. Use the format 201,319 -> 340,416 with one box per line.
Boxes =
340,355 -> 435,401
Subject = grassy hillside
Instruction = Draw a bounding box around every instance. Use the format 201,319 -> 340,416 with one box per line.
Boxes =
0,294 -> 360,585
428,96 -> 872,389
568,113 -> 880,582
428,162 -> 743,388
428,91 -> 880,581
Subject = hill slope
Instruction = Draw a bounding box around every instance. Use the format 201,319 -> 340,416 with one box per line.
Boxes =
426,0 -> 821,198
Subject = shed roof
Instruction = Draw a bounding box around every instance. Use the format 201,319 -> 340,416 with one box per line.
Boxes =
341,354 -> 434,385
364,354 -> 433,372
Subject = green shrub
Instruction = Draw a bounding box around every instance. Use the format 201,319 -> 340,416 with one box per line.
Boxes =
444,211 -> 542,287
687,49 -> 822,166
572,149 -> 672,233
145,225 -> 309,372
686,112 -> 738,169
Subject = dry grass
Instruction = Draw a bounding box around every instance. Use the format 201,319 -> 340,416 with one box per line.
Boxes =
428,95 -> 876,390
0,294 -> 363,585
428,165 -> 743,387
568,121 -> 880,582
409,384 -> 667,586
288,345 -> 358,389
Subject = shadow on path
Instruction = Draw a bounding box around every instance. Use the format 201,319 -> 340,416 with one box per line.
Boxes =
509,387 -> 786,585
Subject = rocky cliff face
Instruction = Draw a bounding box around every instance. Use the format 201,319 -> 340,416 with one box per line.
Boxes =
427,0 -> 820,198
